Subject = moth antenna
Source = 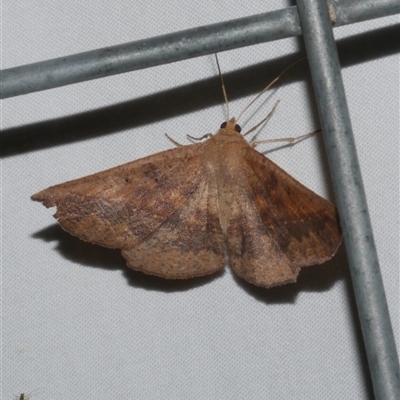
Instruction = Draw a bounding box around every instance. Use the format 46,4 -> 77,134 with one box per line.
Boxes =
251,129 -> 320,148
236,57 -> 307,123
215,54 -> 230,121
243,100 -> 280,137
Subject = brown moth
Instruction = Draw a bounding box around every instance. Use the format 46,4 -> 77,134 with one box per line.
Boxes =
32,113 -> 341,287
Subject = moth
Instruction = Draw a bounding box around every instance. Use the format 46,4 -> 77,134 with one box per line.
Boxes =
32,60 -> 341,288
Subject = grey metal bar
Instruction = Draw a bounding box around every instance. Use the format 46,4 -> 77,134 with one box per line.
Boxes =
1,0 -> 399,99
331,0 -> 399,25
296,1 -> 400,399
1,8 -> 300,99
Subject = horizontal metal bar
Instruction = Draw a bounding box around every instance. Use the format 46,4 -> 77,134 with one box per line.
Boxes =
1,0 -> 399,99
331,0 -> 399,25
3,8 -> 298,99
297,0 -> 400,399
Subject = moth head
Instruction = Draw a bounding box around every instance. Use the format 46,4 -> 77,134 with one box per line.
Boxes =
220,118 -> 242,135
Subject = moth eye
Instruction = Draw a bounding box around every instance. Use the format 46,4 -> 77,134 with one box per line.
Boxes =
235,124 -> 242,133
220,121 -> 227,129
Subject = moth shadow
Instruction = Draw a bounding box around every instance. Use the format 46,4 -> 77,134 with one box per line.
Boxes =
32,224 -> 125,270
233,243 -> 348,304
123,267 -> 225,292
32,224 -> 223,292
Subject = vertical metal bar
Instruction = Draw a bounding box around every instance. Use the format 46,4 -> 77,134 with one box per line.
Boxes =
296,1 -> 399,399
